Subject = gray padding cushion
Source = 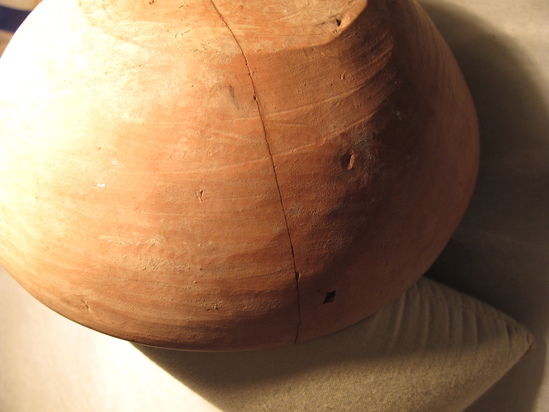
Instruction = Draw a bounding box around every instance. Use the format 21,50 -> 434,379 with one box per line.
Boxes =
0,266 -> 534,412
139,277 -> 534,412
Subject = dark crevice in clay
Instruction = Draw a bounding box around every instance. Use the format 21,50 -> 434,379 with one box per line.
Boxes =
208,0 -> 302,344
341,148 -> 356,170
323,291 -> 336,304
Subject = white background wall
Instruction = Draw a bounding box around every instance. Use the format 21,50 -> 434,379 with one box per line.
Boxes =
422,0 -> 549,410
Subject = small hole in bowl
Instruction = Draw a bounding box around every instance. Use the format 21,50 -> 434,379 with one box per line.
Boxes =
324,291 -> 336,304
341,149 -> 356,170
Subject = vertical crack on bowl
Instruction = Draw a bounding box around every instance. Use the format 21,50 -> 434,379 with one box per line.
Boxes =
209,0 -> 302,343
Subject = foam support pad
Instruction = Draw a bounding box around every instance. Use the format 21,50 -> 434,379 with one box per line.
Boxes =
0,266 -> 534,412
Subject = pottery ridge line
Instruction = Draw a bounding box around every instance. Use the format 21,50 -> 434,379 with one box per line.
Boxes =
208,0 -> 302,344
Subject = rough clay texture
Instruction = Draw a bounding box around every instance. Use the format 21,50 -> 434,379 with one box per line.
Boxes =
0,0 -> 479,350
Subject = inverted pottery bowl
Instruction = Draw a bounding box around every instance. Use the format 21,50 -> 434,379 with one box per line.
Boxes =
0,0 -> 478,350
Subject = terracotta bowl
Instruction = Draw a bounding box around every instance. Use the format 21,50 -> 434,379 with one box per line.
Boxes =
0,0 -> 478,351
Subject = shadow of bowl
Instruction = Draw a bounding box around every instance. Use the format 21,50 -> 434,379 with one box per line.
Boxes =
422,1 -> 549,411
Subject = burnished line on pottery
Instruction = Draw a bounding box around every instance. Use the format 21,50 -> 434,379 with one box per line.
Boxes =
208,0 -> 302,343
